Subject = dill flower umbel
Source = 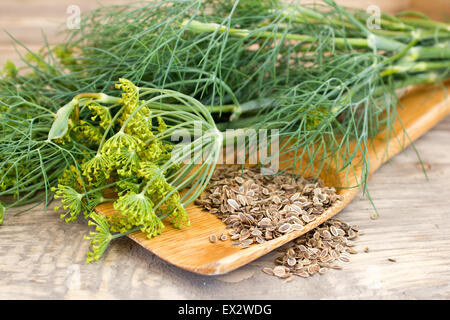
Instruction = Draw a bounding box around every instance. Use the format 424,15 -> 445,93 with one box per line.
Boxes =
112,191 -> 164,238
71,120 -> 103,147
138,162 -> 189,228
52,184 -> 85,222
84,212 -> 113,263
115,78 -> 139,109
57,165 -> 83,191
114,149 -> 140,178
88,102 -> 112,130
82,153 -> 112,183
101,130 -> 142,156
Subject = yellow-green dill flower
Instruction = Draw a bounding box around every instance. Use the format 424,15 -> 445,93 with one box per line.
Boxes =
84,212 -> 113,263
168,205 -> 190,229
302,106 -> 329,130
138,162 -> 166,186
123,111 -> 154,142
115,179 -> 141,196
85,191 -> 106,212
88,102 -> 112,130
139,162 -> 173,206
82,153 -> 112,182
57,165 -> 83,192
71,120 -> 103,147
156,188 -> 189,229
115,149 -> 140,178
157,116 -> 167,133
102,131 -> 142,156
138,139 -> 164,163
53,184 -> 85,223
114,78 -> 156,141
112,191 -> 164,238
2,60 -> 17,78
115,78 -> 139,109
137,163 -> 189,228
0,169 -> 15,192
52,44 -> 76,66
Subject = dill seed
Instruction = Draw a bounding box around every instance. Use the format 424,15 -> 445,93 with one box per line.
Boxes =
198,166 -> 360,282
209,234 -> 217,243
265,218 -> 361,281
200,165 -> 342,251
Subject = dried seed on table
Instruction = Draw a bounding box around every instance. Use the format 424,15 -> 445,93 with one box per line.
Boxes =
230,234 -> 240,240
295,270 -> 310,278
273,266 -> 286,278
318,268 -> 328,274
287,258 -> 296,267
240,239 -> 253,248
291,224 -> 304,231
209,234 -> 217,243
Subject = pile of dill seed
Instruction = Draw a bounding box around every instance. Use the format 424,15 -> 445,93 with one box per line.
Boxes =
198,165 -> 361,280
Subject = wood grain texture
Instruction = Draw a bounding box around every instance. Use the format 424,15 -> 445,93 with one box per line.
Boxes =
1,0 -> 450,299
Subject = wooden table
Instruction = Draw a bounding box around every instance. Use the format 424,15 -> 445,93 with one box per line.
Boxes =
1,0 -> 449,300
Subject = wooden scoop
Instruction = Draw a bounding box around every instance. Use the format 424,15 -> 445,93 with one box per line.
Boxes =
95,83 -> 450,275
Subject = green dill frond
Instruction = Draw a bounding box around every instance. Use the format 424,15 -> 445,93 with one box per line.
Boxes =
84,212 -> 113,263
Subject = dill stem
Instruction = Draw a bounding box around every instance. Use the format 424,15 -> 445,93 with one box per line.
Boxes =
111,227 -> 140,239
405,46 -> 450,61
183,20 -> 370,49
74,93 -> 121,105
97,105 -> 126,152
396,17 -> 450,32
144,101 -> 237,114
84,180 -> 123,195
380,60 -> 450,77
